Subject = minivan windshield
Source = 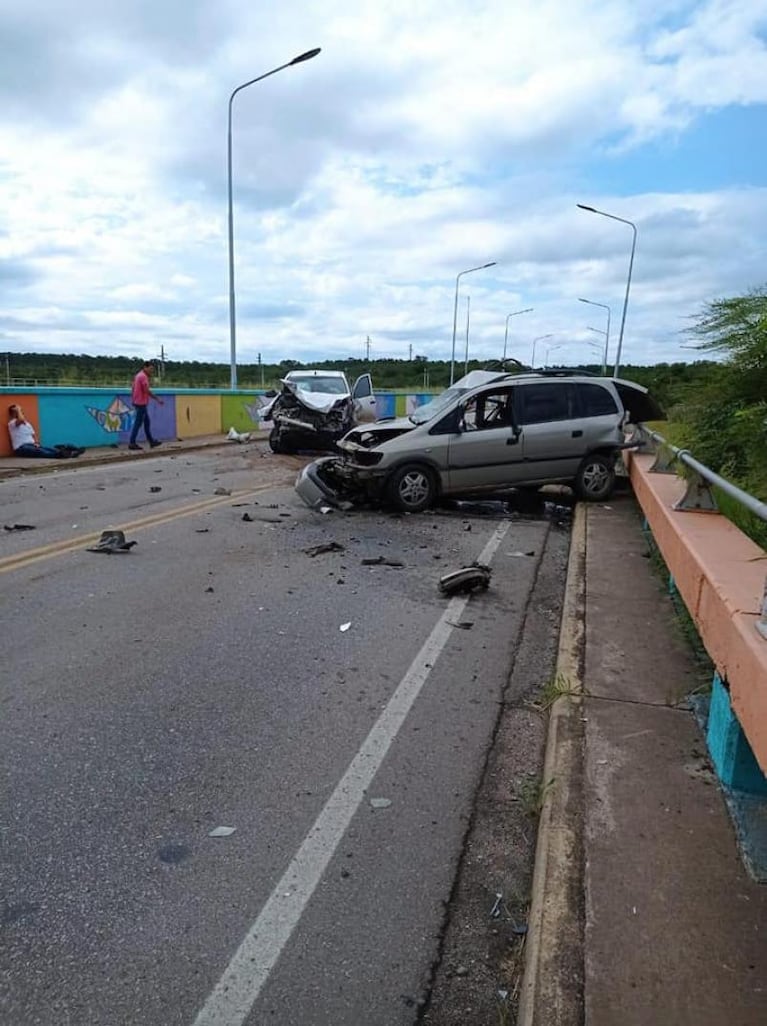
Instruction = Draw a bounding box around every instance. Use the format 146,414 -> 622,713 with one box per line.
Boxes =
409,388 -> 467,424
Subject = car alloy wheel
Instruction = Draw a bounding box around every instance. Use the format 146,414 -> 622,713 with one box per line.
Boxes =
575,453 -> 615,501
386,463 -> 436,512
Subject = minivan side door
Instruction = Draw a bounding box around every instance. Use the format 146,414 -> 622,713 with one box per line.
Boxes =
513,381 -> 587,480
444,387 -> 524,494
352,374 -> 376,423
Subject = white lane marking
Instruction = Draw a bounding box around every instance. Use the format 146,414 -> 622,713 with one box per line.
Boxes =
192,522 -> 510,1026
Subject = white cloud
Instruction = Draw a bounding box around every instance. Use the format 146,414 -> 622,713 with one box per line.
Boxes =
0,0 -> 765,368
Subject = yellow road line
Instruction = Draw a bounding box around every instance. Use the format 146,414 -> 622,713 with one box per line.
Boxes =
0,483 -> 285,575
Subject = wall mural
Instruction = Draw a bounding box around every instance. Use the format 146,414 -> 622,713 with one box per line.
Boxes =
85,396 -> 134,434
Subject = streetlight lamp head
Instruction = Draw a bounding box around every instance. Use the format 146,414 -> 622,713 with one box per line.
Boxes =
291,47 -> 322,64
577,203 -> 597,213
482,261 -> 496,269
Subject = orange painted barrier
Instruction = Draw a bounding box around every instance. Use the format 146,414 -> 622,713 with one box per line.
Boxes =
626,451 -> 767,775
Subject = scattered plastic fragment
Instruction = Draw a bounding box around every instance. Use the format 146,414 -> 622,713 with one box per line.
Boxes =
438,563 -> 492,595
490,893 -> 503,918
369,797 -> 392,809
3,523 -> 35,532
214,487 -> 231,496
319,505 -> 332,514
507,551 -> 536,557
361,556 -> 404,567
227,427 -> 251,443
304,542 -> 346,557
86,530 -> 137,554
195,528 -> 210,533
242,512 -> 254,522
339,622 -> 352,632
208,826 -> 236,837
448,621 -> 474,630
205,586 -> 215,593
149,486 -> 162,493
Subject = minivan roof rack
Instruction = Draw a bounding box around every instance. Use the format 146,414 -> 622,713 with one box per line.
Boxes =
535,368 -> 600,377
482,358 -> 531,373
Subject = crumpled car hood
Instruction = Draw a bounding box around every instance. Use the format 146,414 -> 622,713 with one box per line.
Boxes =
258,380 -> 351,420
340,417 -> 415,450
282,381 -> 351,414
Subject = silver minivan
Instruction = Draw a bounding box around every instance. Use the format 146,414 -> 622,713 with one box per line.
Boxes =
295,371 -> 664,512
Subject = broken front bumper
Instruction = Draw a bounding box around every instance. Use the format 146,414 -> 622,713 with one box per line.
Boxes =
295,457 -> 350,510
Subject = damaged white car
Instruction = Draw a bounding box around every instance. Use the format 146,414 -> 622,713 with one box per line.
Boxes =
260,369 -> 376,453
295,368 -> 665,512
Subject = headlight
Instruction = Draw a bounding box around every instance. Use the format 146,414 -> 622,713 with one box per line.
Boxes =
352,450 -> 384,466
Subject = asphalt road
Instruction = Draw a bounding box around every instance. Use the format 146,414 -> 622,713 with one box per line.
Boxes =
0,444 -> 566,1026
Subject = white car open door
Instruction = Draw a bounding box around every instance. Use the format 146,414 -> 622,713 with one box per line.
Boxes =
352,373 -> 376,423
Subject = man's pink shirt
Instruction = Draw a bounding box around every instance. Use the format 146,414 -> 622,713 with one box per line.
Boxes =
132,370 -> 150,405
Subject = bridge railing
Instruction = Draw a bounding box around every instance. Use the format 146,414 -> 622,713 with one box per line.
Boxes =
626,427 -> 767,797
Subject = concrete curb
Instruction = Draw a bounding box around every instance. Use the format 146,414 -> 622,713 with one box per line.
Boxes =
0,433 -> 270,480
517,503 -> 587,1026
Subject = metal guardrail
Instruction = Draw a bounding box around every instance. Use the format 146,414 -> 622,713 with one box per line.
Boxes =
634,426 -> 767,522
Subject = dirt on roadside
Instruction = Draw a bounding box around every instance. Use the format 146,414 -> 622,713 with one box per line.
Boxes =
420,520 -> 569,1025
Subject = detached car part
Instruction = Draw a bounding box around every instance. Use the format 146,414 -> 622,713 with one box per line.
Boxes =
438,563 -> 492,595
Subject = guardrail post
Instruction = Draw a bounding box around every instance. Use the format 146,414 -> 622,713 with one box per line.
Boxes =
673,467 -> 718,512
649,446 -> 678,474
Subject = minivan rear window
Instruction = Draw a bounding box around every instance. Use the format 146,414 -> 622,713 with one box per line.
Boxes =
578,383 -> 618,417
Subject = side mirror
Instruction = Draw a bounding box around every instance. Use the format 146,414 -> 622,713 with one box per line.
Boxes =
264,389 -> 277,398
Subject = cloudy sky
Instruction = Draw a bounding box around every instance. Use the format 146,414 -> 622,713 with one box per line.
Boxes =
1,0 -> 766,370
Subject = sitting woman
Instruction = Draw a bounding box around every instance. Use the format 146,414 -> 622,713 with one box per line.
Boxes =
7,404 -> 84,459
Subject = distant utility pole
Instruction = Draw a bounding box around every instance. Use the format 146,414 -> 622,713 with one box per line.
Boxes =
365,335 -> 372,360
157,345 -> 166,380
5,353 -> 9,386
408,343 -> 413,361
258,352 -> 265,387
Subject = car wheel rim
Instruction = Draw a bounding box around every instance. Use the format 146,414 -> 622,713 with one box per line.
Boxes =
582,462 -> 609,494
399,472 -> 429,505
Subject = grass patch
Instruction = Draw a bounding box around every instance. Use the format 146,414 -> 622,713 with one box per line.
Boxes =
534,672 -> 580,711
517,776 -> 555,818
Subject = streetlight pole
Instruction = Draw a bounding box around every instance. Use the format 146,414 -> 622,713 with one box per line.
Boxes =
228,47 -> 321,390
578,297 -> 611,375
463,296 -> 471,377
503,307 -> 533,361
545,342 -> 563,366
450,261 -> 496,384
531,334 -> 553,368
586,327 -> 609,375
577,204 -> 636,377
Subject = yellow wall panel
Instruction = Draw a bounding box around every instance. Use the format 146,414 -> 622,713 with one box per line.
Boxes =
175,395 -> 222,439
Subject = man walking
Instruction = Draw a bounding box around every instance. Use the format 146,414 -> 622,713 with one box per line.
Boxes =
129,360 -> 164,451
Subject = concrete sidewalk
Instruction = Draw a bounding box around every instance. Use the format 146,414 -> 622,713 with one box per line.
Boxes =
0,431 -> 269,480
522,495 -> 767,1025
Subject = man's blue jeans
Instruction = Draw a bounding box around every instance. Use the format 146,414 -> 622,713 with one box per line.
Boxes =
130,405 -> 156,445
14,443 -> 66,459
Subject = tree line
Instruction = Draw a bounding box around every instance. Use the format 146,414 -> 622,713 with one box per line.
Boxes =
4,349 -> 717,401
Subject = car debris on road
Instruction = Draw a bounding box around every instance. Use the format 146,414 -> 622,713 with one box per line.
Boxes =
86,530 -> 137,554
438,563 -> 492,595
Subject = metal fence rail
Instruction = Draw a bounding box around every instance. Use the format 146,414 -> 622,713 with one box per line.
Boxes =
635,426 -> 767,523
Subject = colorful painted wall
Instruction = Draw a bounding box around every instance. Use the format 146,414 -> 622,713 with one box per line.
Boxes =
1,387 -> 435,454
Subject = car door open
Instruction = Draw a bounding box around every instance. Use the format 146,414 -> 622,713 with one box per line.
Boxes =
352,373 -> 376,423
